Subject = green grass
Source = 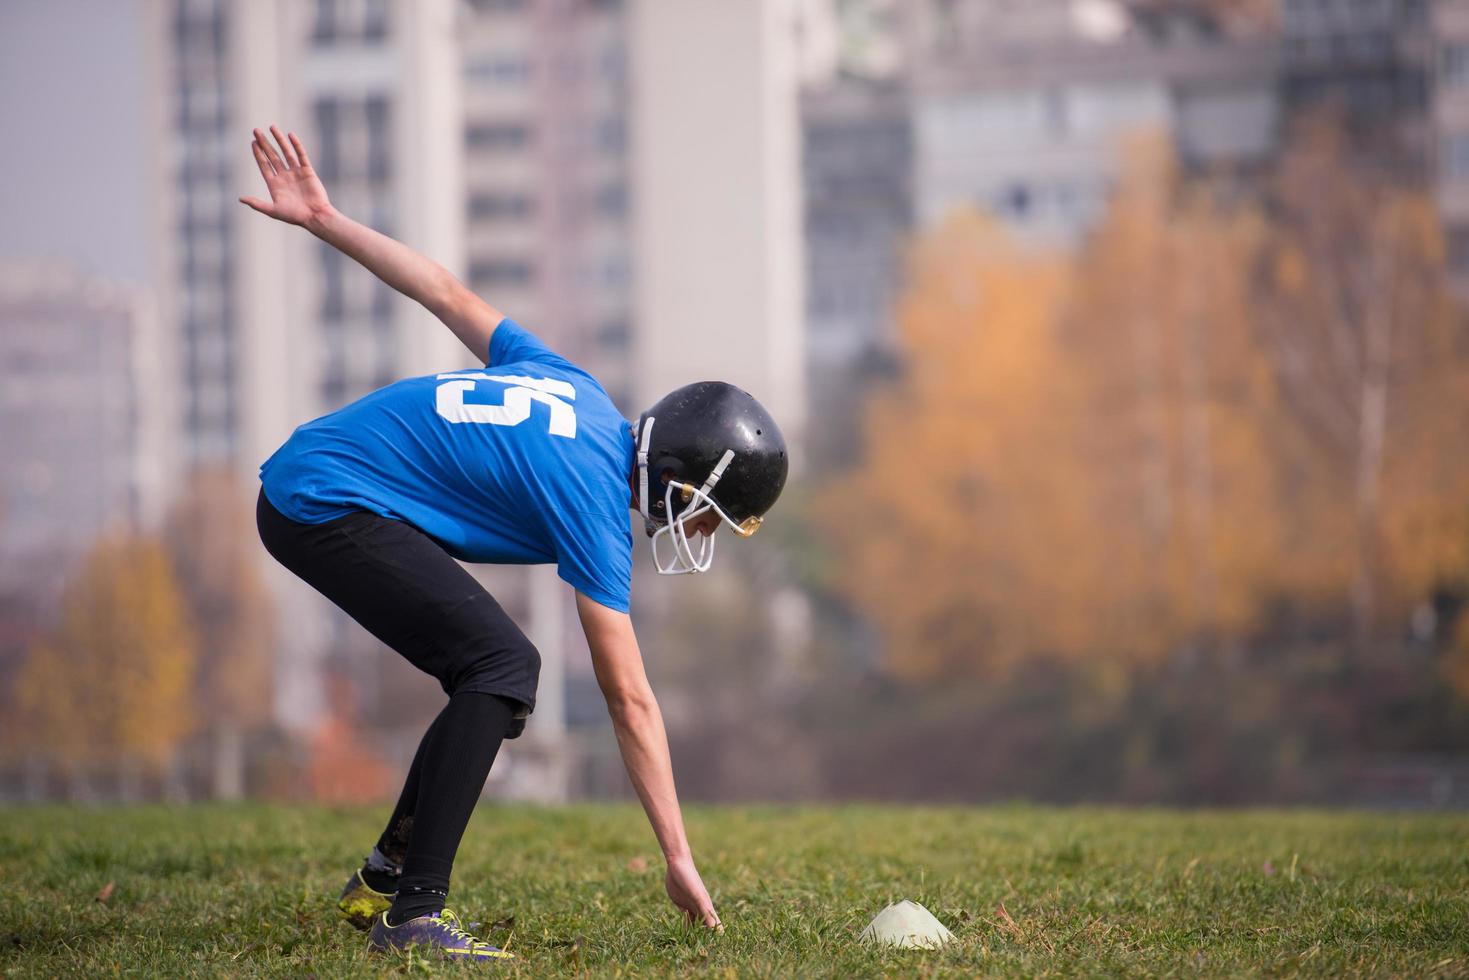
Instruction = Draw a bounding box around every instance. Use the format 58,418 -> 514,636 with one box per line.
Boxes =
1,804 -> 1466,977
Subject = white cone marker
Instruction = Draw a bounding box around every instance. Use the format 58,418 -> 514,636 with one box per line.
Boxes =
859,900 -> 955,949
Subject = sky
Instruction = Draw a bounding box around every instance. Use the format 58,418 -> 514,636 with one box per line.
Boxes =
0,0 -> 150,282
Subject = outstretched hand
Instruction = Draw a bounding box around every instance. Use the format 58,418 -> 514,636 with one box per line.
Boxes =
239,126 -> 332,227
666,855 -> 723,932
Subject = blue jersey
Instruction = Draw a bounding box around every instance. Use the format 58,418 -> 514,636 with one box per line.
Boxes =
260,319 -> 636,612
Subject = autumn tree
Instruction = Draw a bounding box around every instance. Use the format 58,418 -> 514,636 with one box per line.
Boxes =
1256,115 -> 1469,651
826,124 -> 1469,685
163,466 -> 277,799
16,534 -> 197,797
822,212 -> 1096,679
1063,135 -> 1287,661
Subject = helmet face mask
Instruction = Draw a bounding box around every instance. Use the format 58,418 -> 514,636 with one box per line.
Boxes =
647,467 -> 764,575
635,382 -> 787,575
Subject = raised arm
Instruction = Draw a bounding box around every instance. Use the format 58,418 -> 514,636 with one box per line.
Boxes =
575,592 -> 722,931
239,125 -> 501,362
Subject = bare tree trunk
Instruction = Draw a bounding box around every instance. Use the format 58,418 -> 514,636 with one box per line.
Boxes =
66,765 -> 91,803
23,752 -> 48,803
1352,220 -> 1397,656
1352,368 -> 1389,653
163,748 -> 189,803
1131,308 -> 1172,542
118,755 -> 142,803
212,724 -> 245,801
1180,248 -> 1219,658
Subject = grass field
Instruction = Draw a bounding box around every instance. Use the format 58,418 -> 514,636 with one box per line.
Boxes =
1,803 -> 1466,977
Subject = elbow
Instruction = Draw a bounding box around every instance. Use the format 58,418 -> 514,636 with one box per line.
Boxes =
421,269 -> 460,317
604,687 -> 657,726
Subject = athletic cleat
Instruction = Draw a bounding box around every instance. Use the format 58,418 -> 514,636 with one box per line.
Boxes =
367,908 -> 515,961
337,869 -> 394,931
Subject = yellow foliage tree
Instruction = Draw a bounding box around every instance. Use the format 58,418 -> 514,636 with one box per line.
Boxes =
164,466 -> 277,798
1256,115 -> 1469,646
826,123 -> 1469,684
1063,135 -> 1288,660
16,534 -> 197,776
823,212 -> 1098,679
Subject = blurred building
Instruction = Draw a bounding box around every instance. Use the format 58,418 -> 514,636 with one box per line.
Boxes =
629,0 -> 808,442
905,0 -> 1280,247
1278,0 -> 1469,285
0,264 -> 176,602
145,0 -> 576,800
793,0 -> 1280,471
1279,0 -> 1433,169
619,0 -> 813,789
801,76 -> 910,469
1432,1 -> 1469,283
145,0 -> 465,479
460,0 -> 635,411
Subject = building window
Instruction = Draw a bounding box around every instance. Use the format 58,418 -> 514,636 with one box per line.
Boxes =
999,183 -> 1032,218
469,259 -> 534,287
595,182 -> 627,218
363,0 -> 388,42
314,95 -> 391,184
598,318 -> 630,350
366,95 -> 391,181
1445,44 -> 1469,89
1447,225 -> 1469,275
371,277 -> 394,320
466,123 -> 531,151
593,116 -> 626,154
321,370 -> 348,408
598,255 -> 630,288
1444,133 -> 1469,177
174,0 -> 226,53
312,0 -> 338,43
313,0 -> 389,45
314,99 -> 341,180
319,245 -> 346,321
598,46 -> 626,84
469,192 -> 535,220
464,52 -> 531,86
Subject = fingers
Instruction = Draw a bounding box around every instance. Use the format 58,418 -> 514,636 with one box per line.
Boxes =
270,124 -> 298,168
251,139 -> 276,181
289,131 -> 312,170
238,196 -> 274,216
681,902 -> 722,932
254,127 -> 287,172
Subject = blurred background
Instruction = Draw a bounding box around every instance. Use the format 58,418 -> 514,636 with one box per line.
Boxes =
1,0 -> 1467,808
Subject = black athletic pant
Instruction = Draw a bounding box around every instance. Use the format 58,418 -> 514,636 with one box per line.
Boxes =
256,489 -> 541,920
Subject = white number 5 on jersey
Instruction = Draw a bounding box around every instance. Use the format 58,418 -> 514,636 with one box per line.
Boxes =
434,372 -> 577,438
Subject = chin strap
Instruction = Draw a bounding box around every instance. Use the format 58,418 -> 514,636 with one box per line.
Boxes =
700,449 -> 735,496
637,416 -> 656,530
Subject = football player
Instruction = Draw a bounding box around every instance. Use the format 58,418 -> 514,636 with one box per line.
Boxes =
243,126 -> 787,961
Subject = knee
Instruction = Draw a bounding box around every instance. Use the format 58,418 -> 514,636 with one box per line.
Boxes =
522,638 -> 541,678
498,632 -> 540,681
449,632 -> 540,696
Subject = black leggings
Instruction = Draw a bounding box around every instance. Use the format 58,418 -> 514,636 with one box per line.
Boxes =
256,489 -> 540,916
255,488 -> 540,727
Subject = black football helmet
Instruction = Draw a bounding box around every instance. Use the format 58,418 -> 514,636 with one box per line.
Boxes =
635,382 -> 788,574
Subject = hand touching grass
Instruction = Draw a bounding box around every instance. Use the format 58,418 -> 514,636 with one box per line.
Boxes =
666,855 -> 723,932
239,125 -> 333,228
